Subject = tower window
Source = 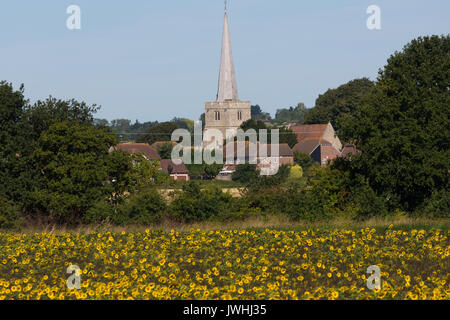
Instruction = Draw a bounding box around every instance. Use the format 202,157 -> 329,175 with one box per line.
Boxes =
215,111 -> 221,121
238,111 -> 242,120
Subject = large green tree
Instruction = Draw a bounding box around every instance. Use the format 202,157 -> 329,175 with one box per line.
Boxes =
30,121 -> 121,222
338,35 -> 450,211
303,78 -> 375,139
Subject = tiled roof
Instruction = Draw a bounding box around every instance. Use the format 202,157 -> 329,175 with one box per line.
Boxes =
290,124 -> 329,141
292,138 -> 330,155
223,142 -> 293,160
114,143 -> 161,161
159,159 -> 189,175
341,144 -> 361,157
320,144 -> 341,161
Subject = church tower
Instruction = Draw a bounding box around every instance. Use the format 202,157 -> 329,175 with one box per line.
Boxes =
204,7 -> 251,140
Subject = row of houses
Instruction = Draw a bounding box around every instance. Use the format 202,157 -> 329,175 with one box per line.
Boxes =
110,123 -> 359,181
110,143 -> 190,181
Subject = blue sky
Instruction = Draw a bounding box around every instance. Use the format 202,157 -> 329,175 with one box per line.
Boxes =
1,1 -> 449,122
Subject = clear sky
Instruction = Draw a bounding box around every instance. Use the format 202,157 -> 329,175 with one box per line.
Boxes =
1,1 -> 449,122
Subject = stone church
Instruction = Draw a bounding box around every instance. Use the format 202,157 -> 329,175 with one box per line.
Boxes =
204,10 -> 251,141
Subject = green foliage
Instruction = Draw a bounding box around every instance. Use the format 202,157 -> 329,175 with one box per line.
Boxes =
0,196 -> 22,230
136,122 -> 179,145
30,121 -> 119,222
339,35 -> 450,211
275,103 -> 308,123
251,105 -> 271,121
84,189 -> 166,225
239,119 -> 298,148
302,78 -> 374,138
290,165 -> 303,179
294,151 -> 313,170
121,189 -> 167,225
232,164 -> 259,184
170,182 -> 235,222
349,182 -> 388,220
157,143 -> 174,159
419,188 -> 449,218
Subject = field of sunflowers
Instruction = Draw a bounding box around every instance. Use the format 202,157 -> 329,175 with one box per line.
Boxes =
0,227 -> 448,300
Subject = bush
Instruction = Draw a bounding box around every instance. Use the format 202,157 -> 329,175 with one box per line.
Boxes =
289,165 -> 303,179
232,164 -> 258,184
349,183 -> 388,220
0,196 -> 22,230
122,189 -> 166,225
170,182 -> 235,222
294,152 -> 313,171
84,189 -> 167,225
419,188 -> 449,218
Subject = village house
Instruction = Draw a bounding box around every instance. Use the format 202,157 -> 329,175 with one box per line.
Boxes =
110,143 -> 190,181
159,159 -> 190,181
290,123 -> 360,166
217,142 -> 294,179
111,143 -> 161,161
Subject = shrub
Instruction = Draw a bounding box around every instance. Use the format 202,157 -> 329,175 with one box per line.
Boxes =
232,164 -> 258,184
84,189 -> 167,225
0,196 -> 22,230
122,189 -> 166,225
349,183 -> 388,220
294,152 -> 313,171
170,182 -> 235,222
289,165 -> 303,179
419,188 -> 449,218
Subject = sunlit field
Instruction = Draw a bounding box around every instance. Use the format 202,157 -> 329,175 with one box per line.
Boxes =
0,227 -> 448,300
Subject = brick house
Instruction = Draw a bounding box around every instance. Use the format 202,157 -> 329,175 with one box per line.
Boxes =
159,159 -> 190,181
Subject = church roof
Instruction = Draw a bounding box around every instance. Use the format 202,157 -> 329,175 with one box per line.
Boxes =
217,13 -> 239,102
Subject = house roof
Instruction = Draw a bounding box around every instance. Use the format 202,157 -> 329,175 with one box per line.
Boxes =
341,144 -> 361,157
223,142 -> 293,160
319,144 -> 341,161
290,124 -> 329,141
151,141 -> 178,150
114,143 -> 161,161
292,138 -> 331,155
159,159 -> 189,175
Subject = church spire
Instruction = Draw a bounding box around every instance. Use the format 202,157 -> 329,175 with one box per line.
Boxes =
217,11 -> 239,102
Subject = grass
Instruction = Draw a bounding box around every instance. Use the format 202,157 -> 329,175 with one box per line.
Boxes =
7,216 -> 450,235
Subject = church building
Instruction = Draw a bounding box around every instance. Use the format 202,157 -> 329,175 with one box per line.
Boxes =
204,8 -> 251,140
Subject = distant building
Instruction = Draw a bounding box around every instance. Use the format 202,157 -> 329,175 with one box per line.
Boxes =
290,123 -> 342,151
218,142 -> 294,178
204,10 -> 251,141
111,143 -> 161,161
292,138 -> 341,167
159,159 -> 190,181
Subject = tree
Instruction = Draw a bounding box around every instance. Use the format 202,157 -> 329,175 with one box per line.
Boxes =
157,143 -> 174,159
275,103 -> 308,123
302,78 -> 375,138
232,164 -> 259,184
294,151 -> 313,171
0,82 -> 28,201
30,121 -> 120,222
338,35 -> 450,211
277,127 -> 298,148
136,122 -> 178,145
251,105 -> 271,121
